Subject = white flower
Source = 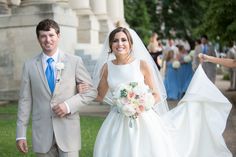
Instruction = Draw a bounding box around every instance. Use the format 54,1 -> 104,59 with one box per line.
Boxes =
183,55 -> 192,63
55,62 -> 64,82
55,62 -> 65,71
189,50 -> 195,57
121,105 -> 136,117
172,60 -> 180,69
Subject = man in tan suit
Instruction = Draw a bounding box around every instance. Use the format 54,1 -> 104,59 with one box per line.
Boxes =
16,19 -> 97,157
193,35 -> 216,83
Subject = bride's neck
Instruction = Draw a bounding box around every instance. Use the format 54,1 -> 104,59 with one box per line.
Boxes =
115,54 -> 133,65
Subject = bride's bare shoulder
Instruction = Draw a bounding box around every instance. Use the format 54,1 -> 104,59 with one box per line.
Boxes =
140,59 -> 150,68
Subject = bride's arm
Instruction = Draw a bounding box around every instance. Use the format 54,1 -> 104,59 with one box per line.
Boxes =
96,64 -> 109,102
140,60 -> 161,103
77,64 -> 109,102
199,53 -> 236,68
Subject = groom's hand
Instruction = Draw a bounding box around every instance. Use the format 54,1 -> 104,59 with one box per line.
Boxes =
77,82 -> 90,93
52,103 -> 68,118
16,139 -> 28,153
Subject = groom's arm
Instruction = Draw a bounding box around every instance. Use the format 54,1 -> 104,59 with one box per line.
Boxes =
64,56 -> 97,114
16,62 -> 32,153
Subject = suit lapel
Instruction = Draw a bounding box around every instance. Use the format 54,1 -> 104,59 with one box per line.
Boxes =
35,53 -> 52,95
53,51 -> 67,96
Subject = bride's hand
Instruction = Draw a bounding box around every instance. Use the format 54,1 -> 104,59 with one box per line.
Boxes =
152,92 -> 161,104
77,82 -> 90,94
198,53 -> 208,63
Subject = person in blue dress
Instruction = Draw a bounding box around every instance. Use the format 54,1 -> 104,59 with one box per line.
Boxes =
164,50 -> 181,100
177,45 -> 193,97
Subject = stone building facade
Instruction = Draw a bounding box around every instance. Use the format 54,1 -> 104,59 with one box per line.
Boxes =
0,0 -> 125,100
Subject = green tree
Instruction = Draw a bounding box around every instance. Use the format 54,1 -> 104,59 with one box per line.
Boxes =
195,0 -> 236,44
160,0 -> 205,48
124,0 -> 152,45
145,0 -> 159,33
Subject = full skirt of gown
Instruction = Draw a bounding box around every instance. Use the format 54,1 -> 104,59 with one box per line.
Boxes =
93,65 -> 232,157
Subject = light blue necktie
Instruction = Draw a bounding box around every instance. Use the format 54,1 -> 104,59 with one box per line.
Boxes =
202,45 -> 208,54
45,58 -> 55,93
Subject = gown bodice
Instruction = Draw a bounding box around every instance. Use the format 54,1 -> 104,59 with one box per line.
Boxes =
107,59 -> 144,92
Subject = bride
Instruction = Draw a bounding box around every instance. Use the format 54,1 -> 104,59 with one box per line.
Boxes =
79,27 -> 232,157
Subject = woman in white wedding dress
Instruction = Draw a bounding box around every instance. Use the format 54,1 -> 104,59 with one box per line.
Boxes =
81,27 -> 232,157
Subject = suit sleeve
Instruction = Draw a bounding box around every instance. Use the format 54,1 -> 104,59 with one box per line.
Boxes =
16,62 -> 32,139
192,47 -> 200,71
65,57 -> 97,114
209,45 -> 216,57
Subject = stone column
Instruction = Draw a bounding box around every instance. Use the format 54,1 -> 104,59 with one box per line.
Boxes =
69,0 -> 99,45
0,0 -> 10,14
0,0 -> 78,100
90,0 -> 114,43
20,0 -> 55,6
55,0 -> 69,6
8,0 -> 21,7
107,0 -> 126,26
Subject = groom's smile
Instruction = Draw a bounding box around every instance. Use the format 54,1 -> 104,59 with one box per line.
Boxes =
37,28 -> 60,56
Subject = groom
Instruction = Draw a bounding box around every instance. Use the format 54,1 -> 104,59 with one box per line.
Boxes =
16,19 -> 97,157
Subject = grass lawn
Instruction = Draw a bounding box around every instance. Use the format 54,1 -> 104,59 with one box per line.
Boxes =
0,102 -> 105,157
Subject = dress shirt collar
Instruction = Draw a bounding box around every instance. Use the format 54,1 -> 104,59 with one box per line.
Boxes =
42,49 -> 59,64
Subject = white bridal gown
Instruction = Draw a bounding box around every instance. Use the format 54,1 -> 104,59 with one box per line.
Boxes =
93,59 -> 232,157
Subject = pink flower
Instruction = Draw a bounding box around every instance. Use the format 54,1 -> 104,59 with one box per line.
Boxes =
128,92 -> 135,99
139,105 -> 145,112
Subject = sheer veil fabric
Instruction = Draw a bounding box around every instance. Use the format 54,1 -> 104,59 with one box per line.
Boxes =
92,28 -> 169,115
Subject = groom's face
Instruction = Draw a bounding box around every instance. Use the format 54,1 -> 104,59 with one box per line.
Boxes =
112,32 -> 131,55
37,28 -> 60,56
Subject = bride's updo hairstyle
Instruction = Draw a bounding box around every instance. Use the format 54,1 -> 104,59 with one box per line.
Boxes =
108,27 -> 133,54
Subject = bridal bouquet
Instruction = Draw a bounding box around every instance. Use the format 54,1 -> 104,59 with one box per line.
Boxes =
183,55 -> 192,63
112,82 -> 155,119
172,60 -> 180,69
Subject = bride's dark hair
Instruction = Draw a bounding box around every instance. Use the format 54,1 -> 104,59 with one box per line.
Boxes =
108,27 -> 133,54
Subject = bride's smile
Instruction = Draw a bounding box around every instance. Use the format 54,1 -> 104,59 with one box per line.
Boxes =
112,32 -> 130,55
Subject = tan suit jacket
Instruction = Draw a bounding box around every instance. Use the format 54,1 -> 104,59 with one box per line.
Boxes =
16,51 -> 97,153
193,44 -> 216,83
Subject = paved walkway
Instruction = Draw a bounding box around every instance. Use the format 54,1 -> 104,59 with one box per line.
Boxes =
216,75 -> 236,156
79,74 -> 236,156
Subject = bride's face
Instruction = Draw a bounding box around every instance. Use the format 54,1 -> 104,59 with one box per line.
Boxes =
111,32 -> 131,55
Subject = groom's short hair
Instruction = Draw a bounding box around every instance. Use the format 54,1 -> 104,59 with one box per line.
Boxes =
36,19 -> 60,38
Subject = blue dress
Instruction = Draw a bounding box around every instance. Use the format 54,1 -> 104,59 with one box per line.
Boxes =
164,61 -> 181,100
179,62 -> 193,95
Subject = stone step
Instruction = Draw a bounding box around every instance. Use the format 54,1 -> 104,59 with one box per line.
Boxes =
75,49 -> 97,76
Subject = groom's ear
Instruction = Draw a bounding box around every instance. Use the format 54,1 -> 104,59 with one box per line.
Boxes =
57,33 -> 61,39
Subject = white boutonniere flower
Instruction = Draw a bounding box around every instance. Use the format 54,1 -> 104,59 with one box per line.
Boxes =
55,62 -> 65,82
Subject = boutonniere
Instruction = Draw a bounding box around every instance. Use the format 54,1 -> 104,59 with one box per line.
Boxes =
55,62 -> 65,82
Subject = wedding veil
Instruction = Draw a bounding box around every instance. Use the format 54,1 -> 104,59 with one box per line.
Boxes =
92,27 -> 169,115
